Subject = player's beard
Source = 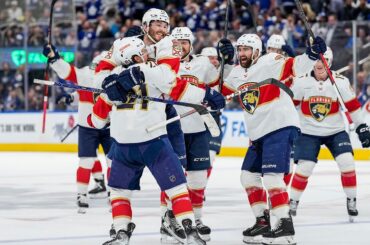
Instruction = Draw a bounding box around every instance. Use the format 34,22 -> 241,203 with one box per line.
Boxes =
182,47 -> 190,60
239,56 -> 252,68
148,29 -> 166,42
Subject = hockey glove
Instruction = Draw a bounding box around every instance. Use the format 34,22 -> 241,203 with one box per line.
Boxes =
282,44 -> 296,57
356,123 -> 370,148
42,44 -> 60,64
125,25 -> 143,37
116,66 -> 145,92
102,74 -> 128,102
217,38 -> 235,65
203,86 -> 226,110
306,36 -> 327,61
57,93 -> 74,105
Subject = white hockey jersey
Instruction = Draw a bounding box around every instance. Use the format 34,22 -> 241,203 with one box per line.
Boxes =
224,52 -> 315,141
50,59 -> 99,128
291,71 -> 363,136
176,55 -> 220,134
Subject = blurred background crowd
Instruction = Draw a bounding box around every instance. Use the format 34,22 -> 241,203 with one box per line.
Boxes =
0,0 -> 369,111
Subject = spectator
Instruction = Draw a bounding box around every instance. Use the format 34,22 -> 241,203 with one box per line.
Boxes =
0,62 -> 15,86
6,0 -> 24,23
28,25 -> 46,46
4,86 -> 23,111
282,14 -> 304,48
353,0 -> 370,21
85,0 -> 102,23
181,1 -> 202,31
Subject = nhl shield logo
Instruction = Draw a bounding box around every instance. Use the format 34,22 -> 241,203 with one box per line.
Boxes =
239,83 -> 259,114
309,96 -> 332,121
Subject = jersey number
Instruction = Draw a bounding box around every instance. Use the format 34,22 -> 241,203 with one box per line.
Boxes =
116,84 -> 149,110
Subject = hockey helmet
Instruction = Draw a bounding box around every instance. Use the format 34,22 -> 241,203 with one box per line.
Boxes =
171,27 -> 195,45
323,46 -> 333,68
142,8 -> 170,32
266,34 -> 286,50
236,33 -> 263,60
201,47 -> 218,57
112,37 -> 147,66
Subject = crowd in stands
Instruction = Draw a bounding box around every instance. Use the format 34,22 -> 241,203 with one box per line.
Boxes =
0,0 -> 369,111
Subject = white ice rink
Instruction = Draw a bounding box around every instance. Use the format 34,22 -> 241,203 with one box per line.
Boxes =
0,152 -> 370,245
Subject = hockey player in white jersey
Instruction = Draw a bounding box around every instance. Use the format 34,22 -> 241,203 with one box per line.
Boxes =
289,47 -> 370,222
220,33 -> 327,245
42,46 -> 112,213
89,36 -> 225,245
201,47 -> 220,68
156,26 -> 229,242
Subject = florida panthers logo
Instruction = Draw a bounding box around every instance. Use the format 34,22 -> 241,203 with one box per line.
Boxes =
309,96 -> 332,121
239,83 -> 259,114
181,75 -> 200,86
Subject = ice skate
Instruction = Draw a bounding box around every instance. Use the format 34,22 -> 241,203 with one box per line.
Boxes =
289,199 -> 299,217
243,210 -> 270,244
102,222 -> 135,245
347,198 -> 358,223
161,210 -> 186,244
195,219 -> 211,242
77,193 -> 89,214
262,215 -> 296,245
89,177 -> 107,199
182,219 -> 206,245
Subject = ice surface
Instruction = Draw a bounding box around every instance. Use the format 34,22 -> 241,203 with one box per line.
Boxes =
0,152 -> 369,245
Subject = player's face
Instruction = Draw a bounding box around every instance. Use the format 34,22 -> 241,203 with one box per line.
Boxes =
147,21 -> 168,42
313,60 -> 328,80
178,40 -> 191,59
237,46 -> 253,68
267,47 -> 283,55
208,56 -> 219,68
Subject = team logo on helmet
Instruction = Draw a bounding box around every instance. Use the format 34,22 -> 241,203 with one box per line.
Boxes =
309,96 -> 332,121
238,83 -> 259,114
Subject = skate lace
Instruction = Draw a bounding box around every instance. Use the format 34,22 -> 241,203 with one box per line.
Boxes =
348,199 -> 357,211
271,219 -> 282,233
170,216 -> 183,232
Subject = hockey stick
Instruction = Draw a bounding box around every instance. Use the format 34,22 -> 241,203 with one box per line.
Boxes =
294,0 -> 353,125
42,0 -> 59,133
218,0 -> 231,94
34,79 -> 221,137
146,78 -> 293,133
61,124 -> 78,142
336,55 -> 370,74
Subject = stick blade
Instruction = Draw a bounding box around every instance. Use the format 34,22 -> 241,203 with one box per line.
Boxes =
34,79 -> 55,86
201,113 -> 221,137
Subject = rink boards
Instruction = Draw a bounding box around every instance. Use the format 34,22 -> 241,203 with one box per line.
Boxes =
0,109 -> 369,160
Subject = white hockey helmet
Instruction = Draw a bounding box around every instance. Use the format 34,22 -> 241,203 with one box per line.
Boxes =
266,34 -> 286,49
323,46 -> 333,68
201,47 -> 218,57
171,27 -> 195,44
236,33 -> 262,60
142,8 -> 170,32
112,37 -> 146,66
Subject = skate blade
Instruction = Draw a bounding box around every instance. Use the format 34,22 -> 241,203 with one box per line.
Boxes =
89,192 -> 108,199
161,222 -> 186,244
160,233 -> 182,244
262,236 -> 296,245
243,235 -> 263,244
77,207 -> 87,214
198,233 -> 210,242
349,216 -> 355,223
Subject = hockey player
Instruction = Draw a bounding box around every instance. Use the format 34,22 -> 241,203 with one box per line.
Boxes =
219,33 -> 327,244
289,47 -> 370,222
266,34 -> 296,58
42,45 -> 112,213
200,47 -> 220,68
57,92 -> 107,197
89,36 -> 225,245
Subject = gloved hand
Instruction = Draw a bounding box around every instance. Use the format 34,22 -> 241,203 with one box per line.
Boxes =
356,123 -> 370,148
125,25 -> 143,37
116,66 -> 145,92
217,38 -> 235,65
306,36 -> 327,60
102,74 -> 128,102
57,93 -> 74,105
42,44 -> 60,64
203,86 -> 226,110
282,44 -> 296,57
